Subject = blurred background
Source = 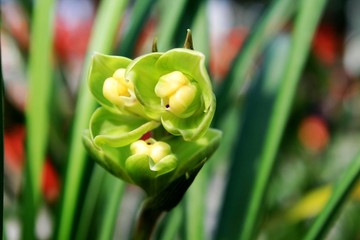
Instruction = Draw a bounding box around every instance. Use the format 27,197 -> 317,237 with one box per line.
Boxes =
2,0 -> 360,239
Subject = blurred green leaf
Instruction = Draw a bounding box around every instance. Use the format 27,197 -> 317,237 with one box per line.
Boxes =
75,166 -> 106,240
118,0 -> 157,57
9,0 -> 358,239
190,0 -> 210,60
97,174 -> 125,240
214,0 -> 296,125
159,206 -> 183,240
184,4 -> 211,239
185,168 -> 207,240
19,0 -> 33,16
23,0 -> 55,238
240,0 -> 326,238
157,0 -> 189,50
305,151 -> 360,240
56,1 -> 129,239
216,33 -> 291,240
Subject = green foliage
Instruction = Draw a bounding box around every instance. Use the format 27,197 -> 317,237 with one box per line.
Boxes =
4,0 -> 360,239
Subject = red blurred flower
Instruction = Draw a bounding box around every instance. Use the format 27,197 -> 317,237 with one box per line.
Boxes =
4,125 -> 61,203
298,116 -> 329,153
210,27 -> 247,81
42,159 -> 61,204
54,16 -> 93,62
312,24 -> 341,66
4,125 -> 25,173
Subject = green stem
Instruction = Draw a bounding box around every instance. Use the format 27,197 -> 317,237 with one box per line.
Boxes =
132,204 -> 164,240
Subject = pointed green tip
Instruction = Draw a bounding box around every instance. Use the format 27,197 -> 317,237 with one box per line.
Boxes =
152,37 -> 158,52
184,29 -> 194,50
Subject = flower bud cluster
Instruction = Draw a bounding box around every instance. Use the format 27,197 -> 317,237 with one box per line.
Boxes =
83,39 -> 220,198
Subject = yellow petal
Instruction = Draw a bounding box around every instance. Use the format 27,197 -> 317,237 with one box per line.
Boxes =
113,68 -> 126,80
155,71 -> 189,98
103,77 -> 129,105
130,140 -> 150,155
150,141 -> 171,163
168,84 -> 196,116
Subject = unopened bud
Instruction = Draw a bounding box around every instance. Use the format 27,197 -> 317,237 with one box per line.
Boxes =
168,84 -> 196,117
103,68 -> 132,106
155,71 -> 200,117
155,71 -> 189,98
131,139 -> 172,163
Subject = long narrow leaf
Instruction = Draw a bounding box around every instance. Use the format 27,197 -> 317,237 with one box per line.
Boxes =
185,169 -> 207,240
191,0 -> 210,60
56,1 -> 129,239
159,206 -> 183,240
97,175 -> 125,240
156,0 -> 189,50
305,151 -> 360,240
184,2 -> 210,239
19,0 -> 33,16
214,0 -> 295,125
240,0 -> 327,239
118,0 -> 156,57
216,33 -> 291,240
23,0 -> 55,238
75,166 -> 106,240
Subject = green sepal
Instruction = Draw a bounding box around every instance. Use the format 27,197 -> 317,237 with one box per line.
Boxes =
88,52 -> 132,113
125,154 -> 178,195
144,128 -> 222,210
156,49 -> 216,141
126,48 -> 216,141
167,128 -> 221,175
126,52 -> 164,117
84,126 -> 221,201
82,130 -> 132,182
149,155 -> 177,172
84,47 -> 221,208
125,128 -> 221,196
90,107 -> 160,148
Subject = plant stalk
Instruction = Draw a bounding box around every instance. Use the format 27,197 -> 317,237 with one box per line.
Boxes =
132,204 -> 164,240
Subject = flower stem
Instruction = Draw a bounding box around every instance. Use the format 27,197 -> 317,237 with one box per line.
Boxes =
132,203 -> 164,240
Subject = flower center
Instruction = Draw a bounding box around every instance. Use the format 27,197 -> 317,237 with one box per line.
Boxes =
154,71 -> 198,117
103,68 -> 134,106
130,138 -> 172,163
